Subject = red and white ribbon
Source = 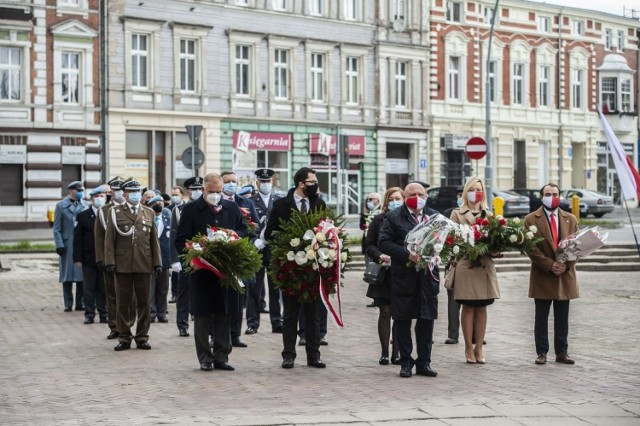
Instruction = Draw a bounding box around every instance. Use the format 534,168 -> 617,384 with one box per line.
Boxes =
314,219 -> 344,328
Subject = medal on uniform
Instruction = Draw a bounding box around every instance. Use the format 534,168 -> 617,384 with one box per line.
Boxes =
143,226 -> 148,232
124,225 -> 129,231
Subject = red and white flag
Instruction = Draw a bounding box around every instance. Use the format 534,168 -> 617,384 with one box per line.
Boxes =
598,107 -> 640,201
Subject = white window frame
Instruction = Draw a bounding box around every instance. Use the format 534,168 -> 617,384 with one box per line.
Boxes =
617,30 -> 625,51
538,16 -> 551,33
344,0 -> 359,21
56,0 -> 89,18
274,48 -> 290,100
483,6 -> 497,25
310,52 -> 325,102
571,68 -> 584,110
61,51 -> 80,104
172,25 -> 208,98
309,0 -> 324,16
229,31 -> 261,101
235,44 -> 251,96
394,0 -> 407,21
235,0 -> 249,5
131,33 -> 148,90
446,1 -> 463,23
345,56 -> 359,105
0,45 -> 23,102
394,61 -> 408,108
572,20 -> 584,36
538,65 -> 550,107
448,56 -> 461,101
621,78 -> 632,112
487,60 -> 497,103
512,63 -> 524,106
605,28 -> 612,50
124,19 -> 161,94
272,0 -> 287,11
179,39 -> 197,93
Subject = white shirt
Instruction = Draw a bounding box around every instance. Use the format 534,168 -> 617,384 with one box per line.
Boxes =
259,192 -> 271,208
127,202 -> 139,215
292,192 -> 309,212
155,213 -> 163,236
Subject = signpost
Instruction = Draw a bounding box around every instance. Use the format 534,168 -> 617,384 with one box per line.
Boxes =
465,137 -> 487,160
185,125 -> 203,175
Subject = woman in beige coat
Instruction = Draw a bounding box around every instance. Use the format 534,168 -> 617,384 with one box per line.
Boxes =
450,177 -> 500,364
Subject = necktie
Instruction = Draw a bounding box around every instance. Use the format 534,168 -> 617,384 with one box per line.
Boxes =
300,199 -> 308,214
550,212 -> 558,249
412,213 -> 420,224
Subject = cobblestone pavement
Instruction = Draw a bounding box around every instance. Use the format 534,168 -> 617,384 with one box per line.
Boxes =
1,253 -> 639,425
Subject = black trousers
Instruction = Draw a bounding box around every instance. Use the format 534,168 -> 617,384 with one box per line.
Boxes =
228,284 -> 250,340
62,281 -> 83,310
82,265 -> 106,320
447,289 -> 461,340
175,271 -> 190,332
395,318 -> 435,369
150,268 -> 169,320
534,299 -> 570,356
298,301 -> 327,339
114,273 -> 151,344
193,314 -> 231,364
256,265 -> 282,327
170,270 -> 179,299
245,275 -> 262,330
282,295 -> 320,362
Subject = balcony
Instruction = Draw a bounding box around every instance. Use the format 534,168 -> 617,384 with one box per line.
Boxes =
601,111 -> 638,134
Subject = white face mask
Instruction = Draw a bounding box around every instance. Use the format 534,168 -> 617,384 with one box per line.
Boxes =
170,195 -> 182,204
191,190 -> 202,200
93,197 -> 106,208
259,183 -> 272,195
113,190 -> 124,203
206,193 -> 222,206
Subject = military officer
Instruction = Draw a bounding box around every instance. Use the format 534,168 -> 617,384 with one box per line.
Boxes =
146,195 -> 172,323
105,178 -> 162,351
53,180 -> 87,312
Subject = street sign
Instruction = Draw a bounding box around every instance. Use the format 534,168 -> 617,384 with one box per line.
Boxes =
465,137 -> 487,160
185,125 -> 203,146
181,147 -> 205,170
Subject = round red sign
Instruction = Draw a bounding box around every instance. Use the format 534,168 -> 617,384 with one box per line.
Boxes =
465,137 -> 487,160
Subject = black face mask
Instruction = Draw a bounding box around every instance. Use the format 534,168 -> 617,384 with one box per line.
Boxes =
106,194 -> 112,203
152,204 -> 163,213
303,183 -> 319,198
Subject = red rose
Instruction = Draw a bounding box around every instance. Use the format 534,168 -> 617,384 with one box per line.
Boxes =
446,235 -> 454,245
499,218 -> 506,225
482,219 -> 490,226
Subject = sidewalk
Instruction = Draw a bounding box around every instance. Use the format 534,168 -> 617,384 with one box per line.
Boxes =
0,253 -> 638,425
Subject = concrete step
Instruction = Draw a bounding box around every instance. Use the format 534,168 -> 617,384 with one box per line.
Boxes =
496,261 -> 640,273
495,255 -> 639,264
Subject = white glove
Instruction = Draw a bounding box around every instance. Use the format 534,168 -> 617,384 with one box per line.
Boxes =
254,239 -> 266,250
171,262 -> 182,273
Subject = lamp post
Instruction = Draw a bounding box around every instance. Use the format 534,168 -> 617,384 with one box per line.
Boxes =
485,0 -> 500,205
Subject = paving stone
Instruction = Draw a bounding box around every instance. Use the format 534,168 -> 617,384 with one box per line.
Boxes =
488,403 -> 570,417
510,417 -> 592,426
558,404 -> 637,417
421,405 -> 501,419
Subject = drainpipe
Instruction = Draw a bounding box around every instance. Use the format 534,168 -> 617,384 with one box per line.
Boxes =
99,0 -> 109,179
557,8 -> 564,185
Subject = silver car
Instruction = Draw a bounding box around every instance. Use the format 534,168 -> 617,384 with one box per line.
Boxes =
493,190 -> 530,217
561,189 -> 614,218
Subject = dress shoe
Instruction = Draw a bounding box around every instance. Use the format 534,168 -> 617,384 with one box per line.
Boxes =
158,317 -> 168,323
232,338 -> 247,348
379,356 -> 390,365
307,359 -> 326,368
281,358 -> 294,369
272,325 -> 283,333
319,337 -> 328,346
245,327 -> 257,335
114,342 -> 131,351
150,317 -> 156,323
136,341 -> 152,350
213,361 -> 235,371
298,338 -> 306,346
366,302 -> 376,308
75,306 -> 85,311
84,318 -> 94,325
399,365 -> 412,378
474,349 -> 485,364
169,297 -> 176,304
445,338 -> 459,344
179,329 -> 189,337
64,307 -> 72,312
200,362 -> 213,371
107,330 -> 119,340
555,353 -> 575,364
99,317 -> 108,324
535,354 -> 547,365
465,348 -> 477,364
260,308 -> 269,314
416,366 -> 438,377
391,356 -> 401,365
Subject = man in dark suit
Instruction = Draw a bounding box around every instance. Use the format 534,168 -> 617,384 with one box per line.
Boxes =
245,168 -> 283,335
525,183 -> 579,366
174,173 -> 248,372
104,178 -> 162,351
265,167 -> 327,369
147,195 -> 172,323
168,185 -> 187,303
73,186 -> 108,325
379,182 -> 439,378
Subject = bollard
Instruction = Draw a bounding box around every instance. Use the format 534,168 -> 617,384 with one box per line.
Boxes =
493,196 -> 505,217
571,195 -> 580,222
47,207 -> 55,228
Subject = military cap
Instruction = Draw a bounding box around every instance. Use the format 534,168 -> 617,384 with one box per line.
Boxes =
146,195 -> 164,206
121,177 -> 142,191
254,168 -> 275,181
184,176 -> 203,189
67,180 -> 84,191
107,176 -> 125,189
237,185 -> 254,196
89,186 -> 107,197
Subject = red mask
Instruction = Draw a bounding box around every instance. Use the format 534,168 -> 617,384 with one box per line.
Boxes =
405,196 -> 426,210
466,191 -> 484,204
542,196 -> 560,210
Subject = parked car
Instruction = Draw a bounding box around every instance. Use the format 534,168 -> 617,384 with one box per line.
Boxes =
510,188 -> 587,216
427,186 -> 529,217
493,189 -> 530,217
561,189 -> 614,218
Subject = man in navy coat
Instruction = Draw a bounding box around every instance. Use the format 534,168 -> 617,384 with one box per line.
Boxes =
147,195 -> 172,323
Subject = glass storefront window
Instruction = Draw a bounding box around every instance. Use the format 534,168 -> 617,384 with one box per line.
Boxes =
234,149 -> 290,195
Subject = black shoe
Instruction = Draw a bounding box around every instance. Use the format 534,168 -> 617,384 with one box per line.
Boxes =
391,356 -> 401,365
84,318 -> 94,325
114,342 -> 131,351
99,317 -> 108,324
64,307 -> 72,312
272,325 -> 283,333
179,329 -> 189,337
445,338 -> 459,344
232,338 -> 247,348
200,362 -> 213,371
366,302 -> 376,308
260,308 -> 269,314
416,366 -> 438,377
150,317 -> 156,323
136,341 -> 151,350
245,327 -> 257,335
379,356 -> 390,365
298,338 -> 306,346
213,361 -> 235,371
107,330 -> 119,340
319,337 -> 328,346
75,306 -> 84,311
158,317 -> 168,323
169,298 -> 176,304
307,359 -> 326,368
399,365 -> 412,378
281,358 -> 294,369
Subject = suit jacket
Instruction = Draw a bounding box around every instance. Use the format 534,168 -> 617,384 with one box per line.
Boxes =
169,201 -> 188,264
264,188 -> 326,242
53,197 -> 86,282
378,205 -> 440,321
154,208 -> 172,268
174,197 -> 247,315
73,207 -> 98,266
104,203 -> 162,274
524,207 -> 579,300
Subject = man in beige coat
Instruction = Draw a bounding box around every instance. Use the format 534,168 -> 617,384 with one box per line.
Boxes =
524,183 -> 579,366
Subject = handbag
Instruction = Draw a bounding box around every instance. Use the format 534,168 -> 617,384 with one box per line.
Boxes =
363,261 -> 387,286
443,264 -> 456,290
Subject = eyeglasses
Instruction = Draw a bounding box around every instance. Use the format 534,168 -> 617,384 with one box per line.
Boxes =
367,199 -> 378,202
304,180 -> 318,185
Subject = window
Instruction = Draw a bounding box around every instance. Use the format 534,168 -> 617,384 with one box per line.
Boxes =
605,28 -> 612,50
538,16 -> 551,33
448,56 -> 460,100
512,63 -> 524,105
345,57 -> 359,104
601,77 -> 616,112
617,30 -> 625,51
344,0 -> 358,20
487,60 -> 497,103
395,61 -> 408,107
179,39 -> 196,92
0,46 -> 21,101
572,69 -> 584,109
572,20 -> 584,36
394,0 -> 407,20
61,51 -> 80,104
274,49 -> 289,100
309,0 -> 323,15
538,65 -> 550,107
311,53 -> 325,102
484,7 -> 497,25
131,33 -> 148,89
235,0 -> 248,5
447,1 -> 463,22
273,0 -> 287,11
59,0 -> 79,5
235,45 -> 250,96
621,78 -> 631,112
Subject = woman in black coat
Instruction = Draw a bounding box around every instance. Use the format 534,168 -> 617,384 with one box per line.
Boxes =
364,187 -> 404,365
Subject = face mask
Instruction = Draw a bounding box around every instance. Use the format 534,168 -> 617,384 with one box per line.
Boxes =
467,191 -> 484,204
388,200 -> 403,211
405,196 -> 426,210
366,202 -> 376,210
542,195 -> 560,210
456,197 -> 463,207
128,192 -> 142,205
93,197 -> 106,208
207,193 -> 222,205
223,183 -> 237,195
152,204 -> 163,213
171,195 -> 182,204
259,183 -> 272,195
75,191 -> 84,200
113,190 -> 124,203
191,190 -> 202,200
303,183 -> 319,198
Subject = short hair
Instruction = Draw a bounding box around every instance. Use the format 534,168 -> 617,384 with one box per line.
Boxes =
293,167 -> 316,186
142,190 -> 156,200
171,186 -> 185,195
381,187 -> 404,212
204,173 -> 222,185
220,171 -> 237,179
161,193 -> 171,201
540,183 -> 560,196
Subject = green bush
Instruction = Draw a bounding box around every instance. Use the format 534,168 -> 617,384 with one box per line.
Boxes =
0,240 -> 56,252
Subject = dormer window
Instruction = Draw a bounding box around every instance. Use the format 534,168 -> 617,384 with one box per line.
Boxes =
598,54 -> 635,114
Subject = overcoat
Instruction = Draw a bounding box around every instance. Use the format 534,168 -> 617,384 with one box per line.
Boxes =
174,197 -> 247,315
73,207 -> 98,266
378,205 -> 440,321
53,197 -> 86,282
524,207 -> 579,300
449,208 -> 500,301
364,212 -> 391,300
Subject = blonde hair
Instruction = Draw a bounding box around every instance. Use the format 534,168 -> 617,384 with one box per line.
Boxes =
460,177 -> 490,211
381,187 -> 404,212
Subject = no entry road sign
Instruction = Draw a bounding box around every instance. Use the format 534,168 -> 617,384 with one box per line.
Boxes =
465,137 -> 487,160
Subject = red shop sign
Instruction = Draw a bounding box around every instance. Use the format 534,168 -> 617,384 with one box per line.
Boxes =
309,134 -> 366,157
232,131 -> 292,151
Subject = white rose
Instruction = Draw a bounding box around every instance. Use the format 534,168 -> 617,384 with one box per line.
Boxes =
495,215 -> 504,220
341,251 -> 348,262
315,232 -> 326,243
286,251 -> 296,261
312,263 -> 319,270
290,238 -> 300,248
509,234 -> 518,243
321,261 -> 329,268
526,231 -> 534,239
294,251 -> 308,265
303,230 -> 315,240
306,249 -> 315,260
328,249 -> 337,260
512,217 -> 521,224
529,225 -> 538,233
452,245 -> 460,254
434,243 -> 443,253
